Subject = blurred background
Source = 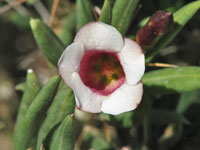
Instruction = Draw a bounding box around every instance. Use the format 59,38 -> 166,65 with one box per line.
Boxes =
0,0 -> 200,150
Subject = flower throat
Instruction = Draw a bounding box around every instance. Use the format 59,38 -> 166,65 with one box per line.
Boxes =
79,50 -> 125,96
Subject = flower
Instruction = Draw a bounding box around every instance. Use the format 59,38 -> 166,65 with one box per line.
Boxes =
58,22 -> 145,115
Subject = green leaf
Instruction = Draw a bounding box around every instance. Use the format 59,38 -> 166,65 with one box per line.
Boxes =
14,70 -> 40,149
14,75 -> 61,150
176,90 -> 200,114
137,16 -> 149,28
59,12 -> 76,46
111,0 -> 140,35
76,0 -> 94,31
146,0 -> 200,62
49,116 -> 74,150
10,12 -> 30,29
30,18 -> 65,66
36,80 -> 75,150
99,0 -> 113,24
142,67 -> 200,94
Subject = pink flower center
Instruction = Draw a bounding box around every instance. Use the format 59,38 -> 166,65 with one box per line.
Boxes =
79,50 -> 125,96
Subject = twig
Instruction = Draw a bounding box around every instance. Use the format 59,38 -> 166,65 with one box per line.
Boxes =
147,63 -> 178,68
0,0 -> 26,14
49,0 -> 60,26
33,1 -> 50,24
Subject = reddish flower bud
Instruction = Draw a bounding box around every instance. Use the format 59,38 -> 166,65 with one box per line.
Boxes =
136,11 -> 173,49
136,25 -> 157,49
148,11 -> 173,35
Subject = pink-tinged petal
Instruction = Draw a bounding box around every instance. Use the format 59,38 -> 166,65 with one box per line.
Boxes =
58,43 -> 85,88
101,81 -> 143,115
71,72 -> 104,113
74,22 -> 124,52
118,38 -> 145,85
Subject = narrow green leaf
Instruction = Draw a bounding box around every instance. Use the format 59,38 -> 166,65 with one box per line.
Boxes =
50,116 -> 74,150
59,12 -> 76,46
176,90 -> 200,114
30,18 -> 65,66
36,80 -> 75,150
142,67 -> 200,94
14,75 -> 61,150
10,12 -> 30,29
14,69 -> 40,149
99,0 -> 113,24
76,0 -> 94,31
111,0 -> 140,35
146,0 -> 200,62
137,16 -> 149,28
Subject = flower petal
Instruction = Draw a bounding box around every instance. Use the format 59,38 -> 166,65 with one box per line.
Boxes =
71,72 -> 104,113
101,81 -> 143,115
118,38 -> 145,85
74,22 -> 124,52
58,43 -> 85,88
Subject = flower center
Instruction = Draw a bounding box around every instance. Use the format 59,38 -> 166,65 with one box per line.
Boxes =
79,50 -> 125,96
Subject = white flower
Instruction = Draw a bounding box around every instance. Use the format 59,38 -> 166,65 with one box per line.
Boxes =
58,22 -> 145,115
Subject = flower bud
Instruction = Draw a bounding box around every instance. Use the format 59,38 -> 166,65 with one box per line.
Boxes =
136,11 -> 173,49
